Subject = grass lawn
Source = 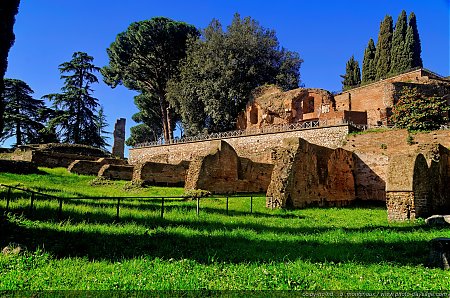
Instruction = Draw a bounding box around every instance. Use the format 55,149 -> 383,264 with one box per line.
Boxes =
0,168 -> 449,290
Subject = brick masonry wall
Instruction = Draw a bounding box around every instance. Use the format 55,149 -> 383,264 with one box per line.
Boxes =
129,125 -> 350,165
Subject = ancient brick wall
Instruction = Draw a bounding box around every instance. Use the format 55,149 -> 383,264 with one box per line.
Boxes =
68,158 -> 127,176
129,125 -> 350,165
133,161 -> 189,186
266,138 -> 356,209
98,164 -> 134,180
184,140 -> 272,193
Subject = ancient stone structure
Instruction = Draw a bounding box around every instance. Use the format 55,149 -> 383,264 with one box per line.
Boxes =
129,125 -> 351,165
386,144 -> 450,221
112,118 -> 126,159
12,143 -> 108,168
266,138 -> 356,209
0,160 -> 40,174
184,140 -> 272,193
68,158 -> 128,176
133,161 -> 190,186
429,238 -> 450,270
98,164 -> 134,181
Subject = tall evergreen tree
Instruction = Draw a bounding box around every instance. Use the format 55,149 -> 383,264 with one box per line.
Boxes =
408,12 -> 423,68
43,52 -> 107,148
0,0 -> 20,137
1,79 -> 48,146
390,10 -> 408,74
362,38 -> 376,83
374,15 -> 393,80
341,56 -> 361,90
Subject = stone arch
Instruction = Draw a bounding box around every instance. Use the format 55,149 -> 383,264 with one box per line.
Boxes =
249,104 -> 259,124
412,154 -> 431,218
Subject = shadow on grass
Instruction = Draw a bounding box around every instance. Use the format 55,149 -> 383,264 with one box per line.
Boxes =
0,208 -> 439,267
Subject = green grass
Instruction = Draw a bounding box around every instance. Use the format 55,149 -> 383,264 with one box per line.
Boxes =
1,168 -> 450,290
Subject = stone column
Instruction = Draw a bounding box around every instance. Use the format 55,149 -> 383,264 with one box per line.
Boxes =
112,118 -> 126,159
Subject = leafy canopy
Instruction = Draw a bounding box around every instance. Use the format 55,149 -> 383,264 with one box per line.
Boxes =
43,52 -> 108,149
167,13 -> 302,136
102,17 -> 199,143
391,87 -> 450,131
1,78 -> 51,146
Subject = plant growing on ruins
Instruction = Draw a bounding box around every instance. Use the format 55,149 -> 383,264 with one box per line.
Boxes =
0,79 -> 51,146
0,0 -> 20,137
102,17 -> 199,143
167,13 -> 302,135
43,52 -> 107,149
391,87 -> 449,131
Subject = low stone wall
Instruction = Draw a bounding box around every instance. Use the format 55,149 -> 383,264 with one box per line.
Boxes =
266,138 -> 356,209
129,125 -> 350,165
184,140 -> 272,194
98,164 -> 134,181
133,161 -> 190,186
68,158 -> 127,176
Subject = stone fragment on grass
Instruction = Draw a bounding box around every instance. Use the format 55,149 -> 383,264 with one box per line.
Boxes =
429,238 -> 450,270
425,215 -> 450,226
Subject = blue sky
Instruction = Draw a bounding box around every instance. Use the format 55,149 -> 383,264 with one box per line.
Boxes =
4,0 -> 450,154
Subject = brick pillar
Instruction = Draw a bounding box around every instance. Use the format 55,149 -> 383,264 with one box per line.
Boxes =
112,118 -> 126,159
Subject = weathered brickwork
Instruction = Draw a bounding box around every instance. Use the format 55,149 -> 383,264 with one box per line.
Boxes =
133,161 -> 189,186
112,118 -> 126,159
184,140 -> 273,193
98,164 -> 134,181
266,138 -> 356,209
68,158 -> 127,176
129,125 -> 350,165
386,145 -> 450,221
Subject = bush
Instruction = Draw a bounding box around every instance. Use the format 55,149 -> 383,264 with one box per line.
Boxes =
89,176 -> 113,186
182,189 -> 212,199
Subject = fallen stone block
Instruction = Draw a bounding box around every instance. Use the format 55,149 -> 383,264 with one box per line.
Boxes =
425,215 -> 450,226
429,238 -> 450,270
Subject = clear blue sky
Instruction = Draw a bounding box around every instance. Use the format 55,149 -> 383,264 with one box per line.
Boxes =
4,0 -> 450,154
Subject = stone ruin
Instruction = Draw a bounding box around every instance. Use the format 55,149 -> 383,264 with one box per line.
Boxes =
112,118 -> 126,159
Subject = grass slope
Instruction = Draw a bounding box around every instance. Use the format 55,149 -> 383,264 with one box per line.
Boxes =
1,168 -> 449,290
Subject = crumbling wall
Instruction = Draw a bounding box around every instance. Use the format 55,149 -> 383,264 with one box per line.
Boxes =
133,161 -> 190,186
386,144 -> 450,221
184,140 -> 272,193
68,158 -> 127,176
98,164 -> 134,181
266,138 -> 356,209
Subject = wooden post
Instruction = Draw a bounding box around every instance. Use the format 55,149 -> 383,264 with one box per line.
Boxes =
161,197 -> 165,218
30,193 -> 35,212
250,196 -> 253,214
58,198 -> 63,219
116,198 -> 120,221
226,196 -> 229,215
6,187 -> 11,211
196,197 -> 200,216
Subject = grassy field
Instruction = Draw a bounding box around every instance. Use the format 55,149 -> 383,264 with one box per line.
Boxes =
1,168 -> 449,290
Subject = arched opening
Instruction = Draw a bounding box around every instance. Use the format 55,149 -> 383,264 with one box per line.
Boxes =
249,105 -> 259,124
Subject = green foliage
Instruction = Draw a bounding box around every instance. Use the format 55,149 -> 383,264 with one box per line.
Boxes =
406,133 -> 414,145
380,143 -> 387,150
390,10 -> 408,75
182,189 -> 212,199
341,55 -> 361,90
391,87 -> 450,131
43,52 -> 107,149
1,79 -> 49,146
0,0 -> 20,136
408,12 -> 423,68
361,38 -> 376,84
102,17 -> 199,143
89,176 -> 113,186
374,15 -> 393,80
167,14 -> 302,135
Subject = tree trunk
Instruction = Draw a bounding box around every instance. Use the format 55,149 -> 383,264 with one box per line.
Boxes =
159,96 -> 170,144
0,79 -> 4,137
167,106 -> 173,143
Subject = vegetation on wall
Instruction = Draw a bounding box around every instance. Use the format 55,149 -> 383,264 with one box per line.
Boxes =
391,87 -> 449,131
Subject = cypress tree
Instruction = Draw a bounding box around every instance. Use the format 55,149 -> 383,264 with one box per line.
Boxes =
408,12 -> 423,68
374,15 -> 393,80
403,25 -> 414,70
390,10 -> 408,74
341,55 -> 360,90
362,38 -> 376,83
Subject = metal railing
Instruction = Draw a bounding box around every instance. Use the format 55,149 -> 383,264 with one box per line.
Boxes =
134,118 -> 356,148
0,184 -> 258,221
